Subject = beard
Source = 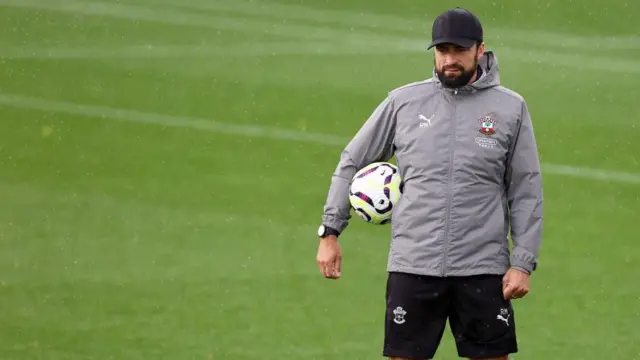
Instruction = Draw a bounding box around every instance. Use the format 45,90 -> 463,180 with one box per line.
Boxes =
435,59 -> 478,88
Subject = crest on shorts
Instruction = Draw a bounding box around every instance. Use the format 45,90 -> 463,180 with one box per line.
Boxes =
393,306 -> 406,324
478,115 -> 496,135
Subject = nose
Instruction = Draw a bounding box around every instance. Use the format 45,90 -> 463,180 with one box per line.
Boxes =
442,53 -> 459,66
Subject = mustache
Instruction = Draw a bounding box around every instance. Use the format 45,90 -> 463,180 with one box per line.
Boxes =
442,64 -> 465,72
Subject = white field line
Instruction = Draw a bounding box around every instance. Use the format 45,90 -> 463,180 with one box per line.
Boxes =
0,92 -> 638,185
0,93 -> 349,146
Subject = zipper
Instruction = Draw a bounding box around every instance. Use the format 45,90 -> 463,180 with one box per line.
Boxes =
441,88 -> 458,276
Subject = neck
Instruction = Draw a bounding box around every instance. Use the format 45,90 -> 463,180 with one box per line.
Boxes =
468,65 -> 482,85
467,72 -> 478,85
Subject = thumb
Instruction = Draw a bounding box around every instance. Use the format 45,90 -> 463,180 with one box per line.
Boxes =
502,271 -> 512,290
502,271 -> 511,285
503,283 -> 514,300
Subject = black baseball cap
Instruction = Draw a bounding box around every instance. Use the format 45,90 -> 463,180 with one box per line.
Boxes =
427,8 -> 483,49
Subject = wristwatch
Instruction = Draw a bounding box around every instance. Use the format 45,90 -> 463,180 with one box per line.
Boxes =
317,224 -> 340,238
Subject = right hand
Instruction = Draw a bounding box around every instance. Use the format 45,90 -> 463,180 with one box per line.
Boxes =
316,236 -> 342,279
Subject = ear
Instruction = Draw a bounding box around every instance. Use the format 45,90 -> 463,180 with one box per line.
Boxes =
476,42 -> 485,60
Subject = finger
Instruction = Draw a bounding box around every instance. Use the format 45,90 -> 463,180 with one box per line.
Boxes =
502,273 -> 512,288
515,286 -> 530,298
328,262 -> 340,279
335,255 -> 342,277
317,259 -> 327,276
326,271 -> 339,279
323,263 -> 333,278
317,260 -> 330,278
510,284 -> 531,299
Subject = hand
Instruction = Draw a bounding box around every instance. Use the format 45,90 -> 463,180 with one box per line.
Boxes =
316,236 -> 342,279
502,267 -> 530,300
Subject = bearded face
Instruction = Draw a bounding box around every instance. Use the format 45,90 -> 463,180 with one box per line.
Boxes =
434,43 -> 483,88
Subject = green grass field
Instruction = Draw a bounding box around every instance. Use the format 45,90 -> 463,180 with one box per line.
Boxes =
1,0 -> 639,359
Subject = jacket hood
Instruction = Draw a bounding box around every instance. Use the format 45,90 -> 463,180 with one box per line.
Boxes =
432,50 -> 501,92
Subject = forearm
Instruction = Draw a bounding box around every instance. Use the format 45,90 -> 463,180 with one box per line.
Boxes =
507,100 -> 543,274
322,152 -> 358,233
509,194 -> 543,273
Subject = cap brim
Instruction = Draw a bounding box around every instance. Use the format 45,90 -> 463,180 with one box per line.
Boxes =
427,37 -> 477,49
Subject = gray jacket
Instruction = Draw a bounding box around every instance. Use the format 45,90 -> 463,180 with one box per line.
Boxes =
321,51 -> 543,276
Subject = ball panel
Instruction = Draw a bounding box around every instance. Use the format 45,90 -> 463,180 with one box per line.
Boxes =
354,208 -> 372,222
352,191 -> 374,207
348,195 -> 370,211
355,165 -> 380,178
348,162 -> 402,225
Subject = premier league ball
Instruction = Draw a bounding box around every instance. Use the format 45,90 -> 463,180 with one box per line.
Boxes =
349,162 -> 403,225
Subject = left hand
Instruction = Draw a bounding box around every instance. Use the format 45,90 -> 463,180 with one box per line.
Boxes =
502,268 -> 531,300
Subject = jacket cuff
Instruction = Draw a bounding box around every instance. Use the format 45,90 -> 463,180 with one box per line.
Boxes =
510,248 -> 537,274
321,215 -> 348,234
510,266 -> 531,275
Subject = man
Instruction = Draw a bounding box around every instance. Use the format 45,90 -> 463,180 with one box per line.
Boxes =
316,7 -> 543,360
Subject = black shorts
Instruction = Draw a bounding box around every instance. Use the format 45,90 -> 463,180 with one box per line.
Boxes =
383,272 -> 518,359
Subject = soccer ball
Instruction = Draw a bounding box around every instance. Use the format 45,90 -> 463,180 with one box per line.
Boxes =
349,162 -> 403,225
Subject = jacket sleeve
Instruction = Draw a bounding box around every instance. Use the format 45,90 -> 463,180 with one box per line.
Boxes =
505,100 -> 543,274
321,94 -> 397,234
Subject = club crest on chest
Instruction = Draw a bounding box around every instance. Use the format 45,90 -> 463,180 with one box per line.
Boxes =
478,115 -> 497,135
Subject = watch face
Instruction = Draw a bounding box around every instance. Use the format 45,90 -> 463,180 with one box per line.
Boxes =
317,225 -> 325,237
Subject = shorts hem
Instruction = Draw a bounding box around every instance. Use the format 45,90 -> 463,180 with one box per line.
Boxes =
457,346 -> 518,358
382,349 -> 436,359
